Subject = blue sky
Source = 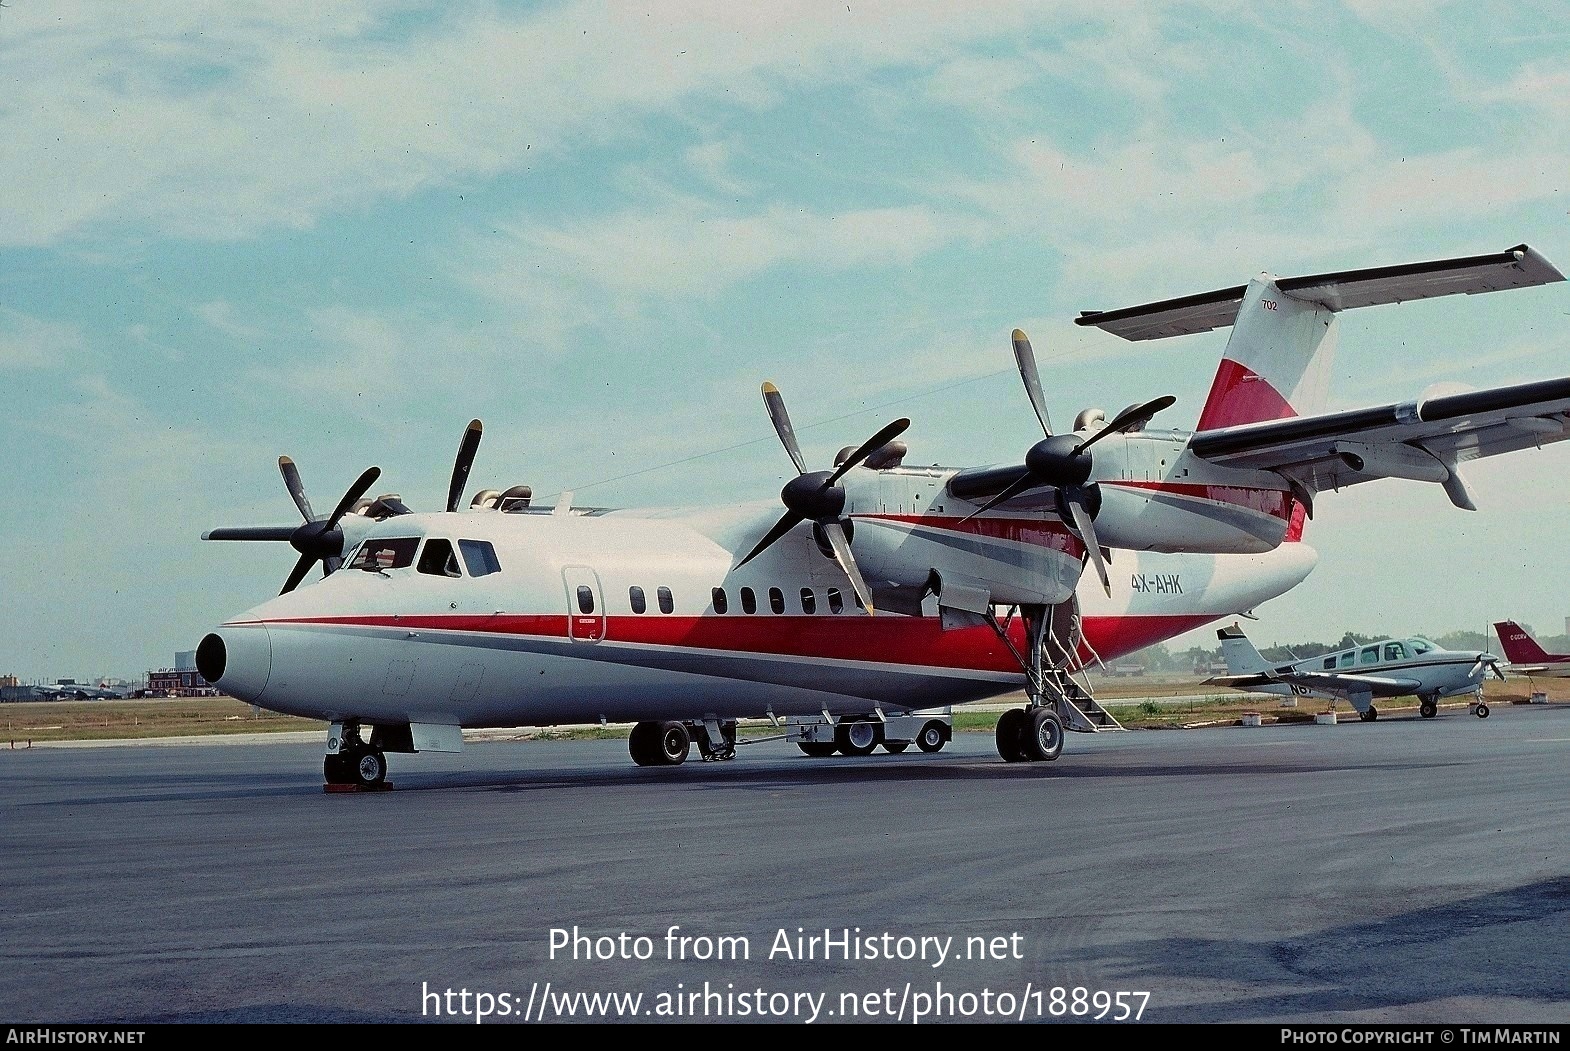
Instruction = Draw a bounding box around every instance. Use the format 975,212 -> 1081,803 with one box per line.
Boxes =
4,2 -> 1570,681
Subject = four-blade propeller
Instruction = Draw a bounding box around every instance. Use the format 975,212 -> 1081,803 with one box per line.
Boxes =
963,329 -> 1174,596
202,419 -> 485,595
203,460 -> 383,595
737,382 -> 909,615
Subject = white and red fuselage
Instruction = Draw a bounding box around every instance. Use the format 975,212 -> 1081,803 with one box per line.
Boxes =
203,454 -> 1316,729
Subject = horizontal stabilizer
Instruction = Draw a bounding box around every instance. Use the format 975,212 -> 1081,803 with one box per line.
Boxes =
1077,244 -> 1563,342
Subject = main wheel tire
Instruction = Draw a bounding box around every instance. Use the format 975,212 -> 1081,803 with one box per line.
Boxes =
916,720 -> 948,753
323,752 -> 353,785
995,708 -> 1028,762
656,721 -> 690,765
835,718 -> 880,756
1024,708 -> 1064,762
1420,700 -> 1437,719
1476,703 -> 1490,719
797,741 -> 838,757
1360,706 -> 1378,723
629,721 -> 659,766
882,740 -> 910,754
352,748 -> 387,787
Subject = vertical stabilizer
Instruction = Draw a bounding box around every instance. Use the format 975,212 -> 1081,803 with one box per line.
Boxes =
1493,621 -> 1555,664
1216,624 -> 1270,675
1196,277 -> 1338,431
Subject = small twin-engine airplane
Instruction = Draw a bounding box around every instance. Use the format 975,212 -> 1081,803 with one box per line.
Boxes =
1492,621 -> 1570,678
196,244 -> 1570,786
1207,625 -> 1504,720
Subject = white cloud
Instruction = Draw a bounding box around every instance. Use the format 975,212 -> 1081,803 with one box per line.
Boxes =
0,309 -> 86,370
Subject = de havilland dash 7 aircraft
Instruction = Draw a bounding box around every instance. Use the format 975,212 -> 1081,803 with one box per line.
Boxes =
197,244 -> 1570,787
1206,625 -> 1504,721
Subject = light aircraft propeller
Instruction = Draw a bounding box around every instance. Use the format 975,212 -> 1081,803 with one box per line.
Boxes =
964,329 -> 1175,596
1474,654 -> 1507,682
737,382 -> 909,615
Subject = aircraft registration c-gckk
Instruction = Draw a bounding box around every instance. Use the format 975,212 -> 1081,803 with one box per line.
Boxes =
197,244 -> 1570,787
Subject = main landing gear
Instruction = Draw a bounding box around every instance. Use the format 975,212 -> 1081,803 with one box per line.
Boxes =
988,603 -> 1076,764
995,706 -> 1064,763
1359,705 -> 1379,722
323,721 -> 390,790
628,720 -> 737,766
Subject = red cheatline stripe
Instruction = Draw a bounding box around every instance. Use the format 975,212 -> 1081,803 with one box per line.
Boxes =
256,611 -> 1220,673
1101,480 -> 1294,520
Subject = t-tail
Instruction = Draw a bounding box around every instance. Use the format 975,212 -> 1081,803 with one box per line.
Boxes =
1075,244 -> 1564,519
1493,621 -> 1558,664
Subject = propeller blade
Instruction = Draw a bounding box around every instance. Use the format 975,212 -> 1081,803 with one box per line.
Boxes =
323,555 -> 343,575
1065,495 -> 1111,597
1075,395 -> 1177,454
280,552 -> 317,595
960,472 -> 1038,523
761,382 -> 808,476
736,510 -> 807,569
447,419 -> 483,513
278,456 -> 315,521
202,526 -> 299,541
324,467 -> 382,531
821,520 -> 876,615
1011,329 -> 1053,437
825,417 -> 911,487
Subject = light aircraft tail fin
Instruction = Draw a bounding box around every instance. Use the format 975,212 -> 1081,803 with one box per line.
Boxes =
1216,624 -> 1270,676
1493,621 -> 1555,664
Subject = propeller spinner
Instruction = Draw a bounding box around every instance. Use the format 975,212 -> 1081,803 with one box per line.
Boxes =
737,382 -> 909,615
965,330 -> 1175,596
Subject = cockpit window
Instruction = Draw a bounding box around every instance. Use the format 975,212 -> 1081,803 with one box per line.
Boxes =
349,537 -> 419,571
417,538 -> 463,578
1408,638 -> 1434,656
458,539 -> 501,577
1384,642 -> 1407,662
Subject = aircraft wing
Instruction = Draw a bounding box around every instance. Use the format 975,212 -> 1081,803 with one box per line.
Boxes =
1188,376 -> 1570,502
1205,670 -> 1422,698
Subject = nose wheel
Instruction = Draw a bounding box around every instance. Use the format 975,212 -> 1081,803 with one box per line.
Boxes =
323,723 -> 390,790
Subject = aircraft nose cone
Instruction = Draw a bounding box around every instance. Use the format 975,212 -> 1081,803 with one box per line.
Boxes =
196,618 -> 272,702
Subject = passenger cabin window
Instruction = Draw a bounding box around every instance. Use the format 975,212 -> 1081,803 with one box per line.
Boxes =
1360,646 -> 1380,665
458,539 -> 501,576
576,585 -> 595,614
1322,656 -> 1336,671
800,588 -> 816,615
769,587 -> 785,614
630,586 -> 646,614
349,537 -> 419,571
657,586 -> 673,614
1339,652 -> 1355,668
711,588 -> 728,614
417,538 -> 463,577
827,588 -> 843,614
1384,642 -> 1406,662
741,587 -> 757,614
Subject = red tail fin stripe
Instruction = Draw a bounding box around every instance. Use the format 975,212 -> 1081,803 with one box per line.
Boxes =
1196,358 -> 1298,432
